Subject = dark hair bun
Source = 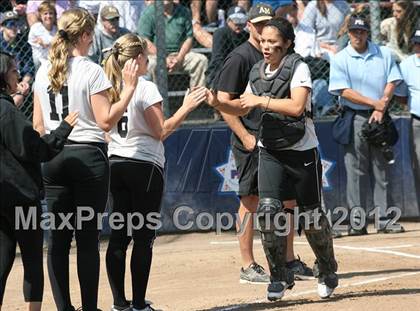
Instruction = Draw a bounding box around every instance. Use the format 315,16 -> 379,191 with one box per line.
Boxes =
265,17 -> 296,53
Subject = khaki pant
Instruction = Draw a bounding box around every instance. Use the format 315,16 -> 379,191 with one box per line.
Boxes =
148,51 -> 208,88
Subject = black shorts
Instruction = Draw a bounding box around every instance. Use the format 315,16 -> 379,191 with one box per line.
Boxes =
231,135 -> 259,197
258,147 -> 322,208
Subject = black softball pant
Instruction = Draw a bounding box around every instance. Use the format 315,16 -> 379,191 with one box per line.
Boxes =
258,147 -> 322,206
106,157 -> 164,310
0,204 -> 43,305
42,143 -> 109,311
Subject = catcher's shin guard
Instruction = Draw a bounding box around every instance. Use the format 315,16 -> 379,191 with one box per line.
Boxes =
300,205 -> 338,277
257,198 -> 293,284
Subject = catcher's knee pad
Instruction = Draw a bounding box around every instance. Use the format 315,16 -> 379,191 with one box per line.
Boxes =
256,198 -> 289,241
256,198 -> 290,281
301,205 -> 338,276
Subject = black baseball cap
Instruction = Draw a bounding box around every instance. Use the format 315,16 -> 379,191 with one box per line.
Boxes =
348,16 -> 369,32
248,3 -> 274,24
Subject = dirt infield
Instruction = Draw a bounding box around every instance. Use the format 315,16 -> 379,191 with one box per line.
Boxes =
3,222 -> 420,311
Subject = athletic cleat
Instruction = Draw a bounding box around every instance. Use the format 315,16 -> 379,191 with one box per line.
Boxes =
317,273 -> 338,299
267,280 -> 294,301
132,305 -> 155,311
377,223 -> 405,234
111,305 -> 132,311
239,262 -> 270,284
286,257 -> 314,280
348,227 -> 368,236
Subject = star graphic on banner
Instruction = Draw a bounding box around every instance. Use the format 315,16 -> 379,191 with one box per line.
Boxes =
215,149 -> 239,193
321,158 -> 334,190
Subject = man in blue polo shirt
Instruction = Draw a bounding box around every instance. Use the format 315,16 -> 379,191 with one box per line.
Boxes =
329,16 -> 404,235
395,29 -> 420,207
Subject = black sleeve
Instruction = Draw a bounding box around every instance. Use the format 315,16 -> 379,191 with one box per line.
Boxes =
215,53 -> 248,96
0,102 -> 72,163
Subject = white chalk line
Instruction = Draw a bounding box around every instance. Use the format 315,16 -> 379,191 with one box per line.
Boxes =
219,271 -> 420,310
334,245 -> 420,259
210,240 -> 420,259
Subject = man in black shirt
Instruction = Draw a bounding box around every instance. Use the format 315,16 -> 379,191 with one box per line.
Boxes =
213,3 -> 313,284
205,6 -> 249,88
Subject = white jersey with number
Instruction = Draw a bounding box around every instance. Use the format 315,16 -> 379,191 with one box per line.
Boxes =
34,56 -> 112,143
108,77 -> 165,168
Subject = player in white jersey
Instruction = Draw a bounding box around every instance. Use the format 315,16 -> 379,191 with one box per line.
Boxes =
32,8 -> 139,311
102,33 -> 207,311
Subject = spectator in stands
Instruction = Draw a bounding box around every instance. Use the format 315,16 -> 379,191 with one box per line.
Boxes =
0,10 -> 33,107
253,0 -> 302,18
300,0 -> 350,59
190,0 -> 218,27
280,1 -> 333,116
99,1 -> 146,33
329,16 -> 404,235
395,29 -> 420,206
77,0 -> 101,20
336,14 -> 352,52
89,5 -> 129,65
138,0 -> 208,88
192,17 -> 214,48
7,0 -> 29,34
188,0 -> 250,49
380,0 -> 418,62
28,1 -> 57,71
26,0 -> 72,27
278,1 -> 315,58
206,6 -> 249,88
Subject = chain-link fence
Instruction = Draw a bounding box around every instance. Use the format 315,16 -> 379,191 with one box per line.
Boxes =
1,0 -> 418,122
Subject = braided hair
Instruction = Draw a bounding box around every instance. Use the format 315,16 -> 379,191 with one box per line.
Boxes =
102,33 -> 148,103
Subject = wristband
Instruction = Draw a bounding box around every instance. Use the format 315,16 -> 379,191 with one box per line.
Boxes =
265,96 -> 271,111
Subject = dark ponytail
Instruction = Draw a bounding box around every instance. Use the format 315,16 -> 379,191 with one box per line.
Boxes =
265,17 -> 296,54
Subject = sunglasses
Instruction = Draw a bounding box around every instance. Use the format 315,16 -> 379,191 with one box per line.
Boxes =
107,17 -> 119,23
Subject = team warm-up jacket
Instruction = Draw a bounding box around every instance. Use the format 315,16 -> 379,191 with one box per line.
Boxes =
0,93 -> 72,208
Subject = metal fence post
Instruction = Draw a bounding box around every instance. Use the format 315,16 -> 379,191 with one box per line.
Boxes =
369,0 -> 381,44
155,1 -> 170,118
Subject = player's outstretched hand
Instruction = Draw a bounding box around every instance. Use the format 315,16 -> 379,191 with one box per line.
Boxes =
182,86 -> 207,112
205,88 -> 220,109
64,111 -> 79,127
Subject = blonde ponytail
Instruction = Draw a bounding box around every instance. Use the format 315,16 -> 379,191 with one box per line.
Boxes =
48,8 -> 95,93
103,47 -> 123,103
103,33 -> 147,103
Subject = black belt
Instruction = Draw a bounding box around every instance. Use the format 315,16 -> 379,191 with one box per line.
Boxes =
343,106 -> 373,116
65,140 -> 107,153
412,114 -> 420,121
